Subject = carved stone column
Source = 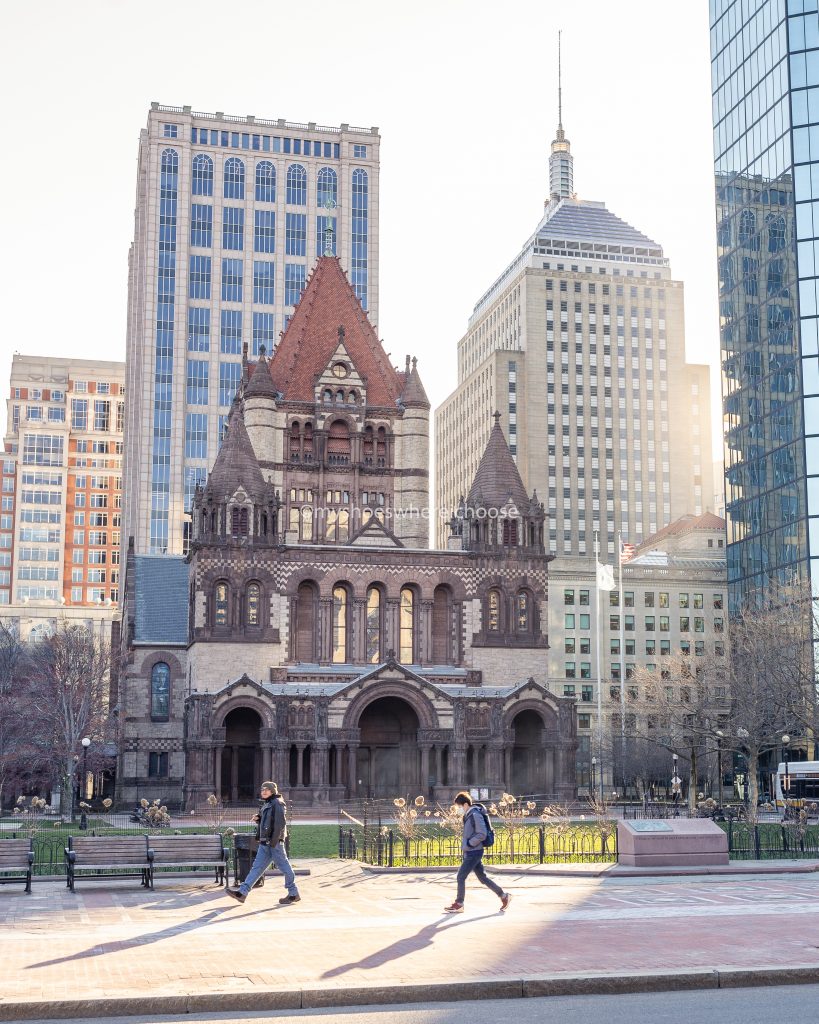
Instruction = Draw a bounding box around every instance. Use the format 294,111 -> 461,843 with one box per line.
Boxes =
353,598 -> 367,662
230,747 -> 239,802
420,744 -> 431,794
296,744 -> 306,787
419,600 -> 433,665
347,745 -> 358,796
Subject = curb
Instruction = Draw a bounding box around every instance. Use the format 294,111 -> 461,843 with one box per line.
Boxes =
5,965 -> 819,1020
361,861 -> 819,877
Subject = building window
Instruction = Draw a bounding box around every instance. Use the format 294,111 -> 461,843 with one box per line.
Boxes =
186,359 -> 209,405
255,160 -> 276,202
253,260 -> 275,304
353,144 -> 367,158
564,588 -> 575,605
222,206 -> 244,250
516,590 -> 531,632
254,210 -> 276,253
231,506 -> 249,536
432,584 -> 451,663
332,585 -> 348,663
148,752 -> 169,777
252,312 -> 275,355
679,593 -> 689,608
163,124 -> 178,138
214,582 -> 229,626
488,589 -> 502,631
71,399 -> 87,430
191,203 -> 213,247
399,587 -> 415,663
185,413 -> 207,459
285,212 -> 307,256
286,163 -> 307,205
220,310 -> 242,353
221,258 -> 243,302
150,662 -> 170,720
351,168 -> 368,308
565,662 -> 576,679
188,307 -> 211,351
224,157 -> 245,199
316,214 -> 337,257
219,361 -> 241,408
246,582 -> 261,626
366,585 -> 381,663
284,263 -> 306,306
317,166 -> 338,206
192,154 -> 213,196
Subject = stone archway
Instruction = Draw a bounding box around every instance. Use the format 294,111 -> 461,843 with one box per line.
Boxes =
222,707 -> 262,802
356,696 -> 420,798
511,709 -> 552,796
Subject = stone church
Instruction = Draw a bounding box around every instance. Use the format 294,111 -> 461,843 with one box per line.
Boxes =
116,256 -> 576,808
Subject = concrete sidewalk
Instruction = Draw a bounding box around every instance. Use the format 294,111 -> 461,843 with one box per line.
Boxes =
3,859 -> 819,1020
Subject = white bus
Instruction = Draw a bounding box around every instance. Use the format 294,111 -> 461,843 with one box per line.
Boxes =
774,760 -> 819,807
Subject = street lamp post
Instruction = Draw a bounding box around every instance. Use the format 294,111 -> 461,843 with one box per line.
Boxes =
782,733 -> 791,819
672,752 -> 680,812
715,730 -> 724,807
591,756 -> 597,800
80,737 -> 91,830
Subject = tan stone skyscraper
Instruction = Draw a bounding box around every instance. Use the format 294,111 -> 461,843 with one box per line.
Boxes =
436,110 -> 713,558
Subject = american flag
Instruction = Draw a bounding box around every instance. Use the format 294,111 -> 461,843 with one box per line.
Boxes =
619,538 -> 637,564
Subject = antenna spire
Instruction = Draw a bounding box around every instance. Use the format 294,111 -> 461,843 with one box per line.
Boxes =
549,30 -> 574,202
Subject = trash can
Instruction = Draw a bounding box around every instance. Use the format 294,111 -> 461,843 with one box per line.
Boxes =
233,834 -> 265,888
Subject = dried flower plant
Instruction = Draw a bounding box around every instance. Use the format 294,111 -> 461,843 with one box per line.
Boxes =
393,794 -> 424,840
12,795 -> 48,836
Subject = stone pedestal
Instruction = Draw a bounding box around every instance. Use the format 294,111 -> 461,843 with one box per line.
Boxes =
617,819 -> 729,867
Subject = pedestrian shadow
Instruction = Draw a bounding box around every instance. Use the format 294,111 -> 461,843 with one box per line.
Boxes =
25,904 -> 237,969
321,913 -> 498,979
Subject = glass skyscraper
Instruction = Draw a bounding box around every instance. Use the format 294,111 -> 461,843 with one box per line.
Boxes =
711,0 -> 819,610
124,104 -> 380,556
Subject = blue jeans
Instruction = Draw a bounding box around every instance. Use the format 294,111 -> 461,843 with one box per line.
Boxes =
239,842 -> 298,897
456,850 -> 504,904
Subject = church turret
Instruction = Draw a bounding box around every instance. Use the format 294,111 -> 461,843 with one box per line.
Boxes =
191,401 -> 279,549
243,345 -> 282,465
458,413 -> 546,554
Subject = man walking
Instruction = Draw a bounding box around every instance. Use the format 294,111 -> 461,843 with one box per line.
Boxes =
227,782 -> 300,905
444,791 -> 511,914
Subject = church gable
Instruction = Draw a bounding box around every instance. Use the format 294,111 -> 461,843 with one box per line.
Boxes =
314,332 -> 367,405
348,515 -> 404,548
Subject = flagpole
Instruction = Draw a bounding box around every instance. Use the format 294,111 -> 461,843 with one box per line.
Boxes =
619,530 -> 626,796
594,530 -> 603,802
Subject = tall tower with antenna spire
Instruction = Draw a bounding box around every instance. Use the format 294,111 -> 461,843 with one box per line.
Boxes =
549,31 -> 574,201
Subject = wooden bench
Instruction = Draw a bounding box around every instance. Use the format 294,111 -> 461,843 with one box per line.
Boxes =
65,835 -> 150,891
0,838 -> 34,893
147,834 -> 229,888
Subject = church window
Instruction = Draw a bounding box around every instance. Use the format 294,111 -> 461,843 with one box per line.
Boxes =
376,426 -> 387,466
337,509 -> 349,542
399,587 -> 415,664
432,585 -> 451,663
487,589 -> 501,631
303,422 -> 313,459
246,582 -> 261,626
332,585 -> 348,663
517,590 -> 531,632
366,586 -> 381,663
150,662 -> 170,721
302,505 -> 313,540
502,518 -> 518,545
295,581 -> 317,661
323,388 -> 333,403
231,506 -> 248,536
363,425 -> 374,464
214,582 -> 229,626
327,419 -> 351,465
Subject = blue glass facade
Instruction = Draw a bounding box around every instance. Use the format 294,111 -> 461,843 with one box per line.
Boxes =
711,0 -> 819,608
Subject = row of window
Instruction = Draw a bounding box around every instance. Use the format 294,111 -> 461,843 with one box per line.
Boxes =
179,124 -> 361,160
188,209 -> 338,259
564,588 -> 724,609
190,157 -> 340,207
188,309 -> 276,355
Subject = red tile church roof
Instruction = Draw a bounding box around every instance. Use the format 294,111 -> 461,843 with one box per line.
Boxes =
260,257 -> 404,407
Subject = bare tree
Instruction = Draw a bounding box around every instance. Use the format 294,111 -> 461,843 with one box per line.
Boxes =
26,623 -> 111,817
0,621 -> 27,809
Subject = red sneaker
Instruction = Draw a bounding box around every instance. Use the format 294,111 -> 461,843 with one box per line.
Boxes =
443,901 -> 464,914
500,892 -> 513,912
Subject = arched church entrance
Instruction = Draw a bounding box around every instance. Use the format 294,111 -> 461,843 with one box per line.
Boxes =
221,707 -> 262,802
511,709 -> 552,795
356,696 -> 420,797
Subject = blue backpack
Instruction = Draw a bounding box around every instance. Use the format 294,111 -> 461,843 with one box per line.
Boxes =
472,803 -> 495,848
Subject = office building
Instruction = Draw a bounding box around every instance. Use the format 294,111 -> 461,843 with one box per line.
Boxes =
436,104 -> 713,556
710,0 -> 819,608
124,103 -> 381,556
2,355 -> 125,610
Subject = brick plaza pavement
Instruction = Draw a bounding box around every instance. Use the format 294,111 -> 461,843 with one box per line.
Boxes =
2,860 -> 819,1014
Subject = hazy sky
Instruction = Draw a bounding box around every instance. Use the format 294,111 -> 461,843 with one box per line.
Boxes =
0,0 -> 721,460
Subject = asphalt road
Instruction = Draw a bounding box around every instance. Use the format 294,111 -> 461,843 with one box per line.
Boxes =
10,985 -> 819,1024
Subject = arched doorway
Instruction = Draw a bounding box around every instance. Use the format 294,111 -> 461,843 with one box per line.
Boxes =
222,707 -> 262,802
511,709 -> 551,795
357,697 -> 420,797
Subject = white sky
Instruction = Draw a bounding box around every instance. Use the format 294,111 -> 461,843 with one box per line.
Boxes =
0,0 -> 722,462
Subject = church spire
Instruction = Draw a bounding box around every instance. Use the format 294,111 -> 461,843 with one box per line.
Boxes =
549,31 -> 574,201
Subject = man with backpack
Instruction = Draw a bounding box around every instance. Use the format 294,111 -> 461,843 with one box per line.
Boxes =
226,781 -> 300,905
443,791 -> 512,914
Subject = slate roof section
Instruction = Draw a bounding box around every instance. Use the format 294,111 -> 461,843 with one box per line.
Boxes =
536,198 -> 661,251
467,414 -> 530,510
244,348 -> 279,400
205,403 -> 267,501
637,512 -> 726,552
133,555 -> 188,644
268,257 -> 404,407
